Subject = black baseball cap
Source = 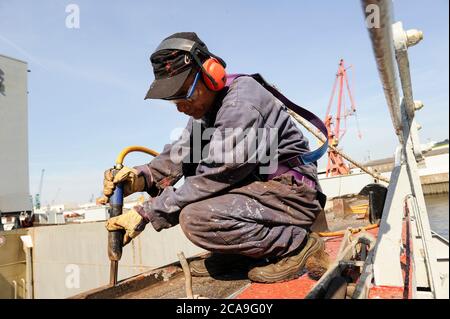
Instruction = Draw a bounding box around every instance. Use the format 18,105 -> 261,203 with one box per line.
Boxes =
145,32 -> 209,100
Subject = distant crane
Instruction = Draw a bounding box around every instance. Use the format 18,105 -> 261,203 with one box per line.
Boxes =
34,169 -> 45,209
324,59 -> 362,177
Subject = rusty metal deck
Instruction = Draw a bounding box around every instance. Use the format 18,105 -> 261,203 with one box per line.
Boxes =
71,208 -> 375,299
70,255 -> 251,299
70,235 -> 350,299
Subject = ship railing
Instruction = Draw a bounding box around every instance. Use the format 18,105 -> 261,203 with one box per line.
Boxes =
360,0 -> 447,298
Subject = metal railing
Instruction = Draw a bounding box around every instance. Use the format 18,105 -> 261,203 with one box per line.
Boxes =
361,0 -> 446,298
361,0 -> 403,142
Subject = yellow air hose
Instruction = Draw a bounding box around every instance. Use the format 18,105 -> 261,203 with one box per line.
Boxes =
115,146 -> 160,169
318,223 -> 379,238
107,145 -> 160,286
114,146 -> 378,238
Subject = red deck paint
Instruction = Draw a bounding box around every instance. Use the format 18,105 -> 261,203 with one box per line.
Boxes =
236,235 -> 353,299
368,286 -> 405,299
236,227 -> 393,299
236,275 -> 318,299
369,215 -> 413,299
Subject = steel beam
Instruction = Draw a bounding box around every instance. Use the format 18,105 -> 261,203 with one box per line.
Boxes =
361,0 -> 403,142
404,144 -> 446,298
372,163 -> 410,287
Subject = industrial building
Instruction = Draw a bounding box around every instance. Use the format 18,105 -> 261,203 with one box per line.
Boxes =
0,54 -> 32,229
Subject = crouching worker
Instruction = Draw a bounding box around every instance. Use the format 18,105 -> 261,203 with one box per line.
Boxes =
98,32 -> 330,283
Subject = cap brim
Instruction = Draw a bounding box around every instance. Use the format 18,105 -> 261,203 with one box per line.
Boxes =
144,68 -> 192,100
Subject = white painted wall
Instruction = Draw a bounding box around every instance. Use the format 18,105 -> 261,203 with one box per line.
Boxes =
28,221 -> 204,298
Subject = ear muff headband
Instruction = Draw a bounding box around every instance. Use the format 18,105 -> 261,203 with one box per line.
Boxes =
154,38 -> 226,67
154,38 -> 227,91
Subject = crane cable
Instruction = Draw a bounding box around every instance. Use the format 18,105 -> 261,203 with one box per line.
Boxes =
288,109 -> 383,237
287,109 -> 390,184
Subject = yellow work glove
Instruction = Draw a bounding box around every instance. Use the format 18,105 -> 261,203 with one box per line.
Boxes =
105,208 -> 147,246
97,166 -> 145,205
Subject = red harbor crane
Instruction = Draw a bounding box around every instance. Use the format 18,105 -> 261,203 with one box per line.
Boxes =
324,59 -> 362,177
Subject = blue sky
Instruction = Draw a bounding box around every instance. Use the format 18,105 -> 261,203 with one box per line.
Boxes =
0,0 -> 448,205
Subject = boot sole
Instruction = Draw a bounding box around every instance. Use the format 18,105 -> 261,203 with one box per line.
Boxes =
248,234 -> 324,283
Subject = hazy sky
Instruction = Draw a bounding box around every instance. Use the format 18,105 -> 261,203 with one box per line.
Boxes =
0,0 -> 448,205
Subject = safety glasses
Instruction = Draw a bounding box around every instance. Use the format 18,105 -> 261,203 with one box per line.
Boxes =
164,71 -> 201,101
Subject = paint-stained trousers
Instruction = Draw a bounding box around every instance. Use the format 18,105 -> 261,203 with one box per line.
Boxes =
179,174 -> 324,259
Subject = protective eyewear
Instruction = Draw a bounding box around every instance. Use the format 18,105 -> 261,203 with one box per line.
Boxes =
164,71 -> 201,101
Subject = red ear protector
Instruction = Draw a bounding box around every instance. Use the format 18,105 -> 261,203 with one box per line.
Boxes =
154,37 -> 227,91
202,58 -> 226,91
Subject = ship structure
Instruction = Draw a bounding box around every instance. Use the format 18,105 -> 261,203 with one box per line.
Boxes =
0,0 -> 448,299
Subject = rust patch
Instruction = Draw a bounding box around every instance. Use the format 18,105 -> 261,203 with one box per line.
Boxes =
118,274 -> 250,299
69,254 -> 250,299
69,265 -> 181,299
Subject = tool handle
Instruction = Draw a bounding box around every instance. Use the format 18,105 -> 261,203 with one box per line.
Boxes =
108,183 -> 124,261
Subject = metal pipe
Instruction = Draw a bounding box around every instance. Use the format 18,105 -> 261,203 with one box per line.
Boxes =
109,260 -> 119,286
20,235 -> 34,299
393,22 -> 426,161
361,0 -> 403,143
24,248 -> 33,298
12,280 -> 17,299
393,22 -> 423,123
177,251 -> 194,299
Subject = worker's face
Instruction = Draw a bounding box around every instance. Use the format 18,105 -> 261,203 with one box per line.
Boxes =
170,71 -> 216,119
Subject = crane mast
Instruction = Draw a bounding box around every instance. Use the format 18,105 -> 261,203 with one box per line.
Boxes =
324,59 -> 361,177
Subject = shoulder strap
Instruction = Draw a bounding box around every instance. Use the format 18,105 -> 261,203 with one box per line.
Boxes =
226,73 -> 328,165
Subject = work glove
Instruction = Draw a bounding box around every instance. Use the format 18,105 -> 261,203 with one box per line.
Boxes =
97,166 -> 146,205
105,208 -> 148,246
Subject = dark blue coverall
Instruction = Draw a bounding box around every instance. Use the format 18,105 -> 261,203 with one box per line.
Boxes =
135,75 -> 325,259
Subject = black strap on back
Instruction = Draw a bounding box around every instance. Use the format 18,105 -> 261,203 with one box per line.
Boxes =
227,73 -> 328,165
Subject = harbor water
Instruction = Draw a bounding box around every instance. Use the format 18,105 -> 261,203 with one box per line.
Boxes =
425,193 -> 449,240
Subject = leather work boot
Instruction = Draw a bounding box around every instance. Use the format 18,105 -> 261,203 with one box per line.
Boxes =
247,233 -> 329,283
189,253 -> 257,277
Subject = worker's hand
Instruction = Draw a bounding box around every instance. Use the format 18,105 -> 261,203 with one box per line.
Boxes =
105,209 -> 148,246
97,166 -> 146,205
